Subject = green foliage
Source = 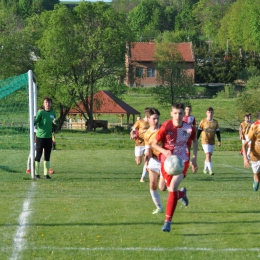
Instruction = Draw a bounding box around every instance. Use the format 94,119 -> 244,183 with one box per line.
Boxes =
217,0 -> 260,53
245,75 -> 260,90
236,88 -> 260,118
238,66 -> 260,81
153,38 -> 196,107
35,2 -> 131,130
214,84 -> 237,99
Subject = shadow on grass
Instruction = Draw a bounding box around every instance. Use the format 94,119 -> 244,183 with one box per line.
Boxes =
2,218 -> 260,227
0,165 -> 20,173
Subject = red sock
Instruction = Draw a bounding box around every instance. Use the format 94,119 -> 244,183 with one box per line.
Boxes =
165,191 -> 180,222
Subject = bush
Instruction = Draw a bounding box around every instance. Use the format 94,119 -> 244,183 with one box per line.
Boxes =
214,84 -> 237,99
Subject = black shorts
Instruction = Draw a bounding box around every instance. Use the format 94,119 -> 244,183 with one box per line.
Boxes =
35,137 -> 52,161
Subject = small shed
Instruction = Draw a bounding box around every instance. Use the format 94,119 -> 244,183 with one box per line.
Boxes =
68,90 -> 140,127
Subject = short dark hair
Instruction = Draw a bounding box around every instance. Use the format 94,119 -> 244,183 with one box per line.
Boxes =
186,105 -> 191,109
147,107 -> 160,117
207,107 -> 214,112
172,102 -> 185,110
144,107 -> 151,117
43,97 -> 52,102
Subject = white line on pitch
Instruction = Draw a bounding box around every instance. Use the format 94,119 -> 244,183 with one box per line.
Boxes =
221,164 -> 250,173
24,246 -> 260,252
10,182 -> 35,260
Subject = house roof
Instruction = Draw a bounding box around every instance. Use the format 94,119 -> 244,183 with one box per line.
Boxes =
129,42 -> 194,62
69,90 -> 140,115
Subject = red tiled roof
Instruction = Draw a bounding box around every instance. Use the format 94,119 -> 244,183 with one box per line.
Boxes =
129,42 -> 194,62
69,90 -> 140,115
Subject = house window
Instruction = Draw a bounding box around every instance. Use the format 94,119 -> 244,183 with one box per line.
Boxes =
136,67 -> 144,78
147,68 -> 155,77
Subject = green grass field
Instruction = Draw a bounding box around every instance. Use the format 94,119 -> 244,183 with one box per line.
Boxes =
0,95 -> 257,259
1,145 -> 260,259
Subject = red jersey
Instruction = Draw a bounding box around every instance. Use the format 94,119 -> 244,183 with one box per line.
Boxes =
155,119 -> 196,163
183,115 -> 196,126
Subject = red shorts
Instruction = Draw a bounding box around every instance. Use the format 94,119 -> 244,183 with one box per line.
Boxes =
161,160 -> 189,187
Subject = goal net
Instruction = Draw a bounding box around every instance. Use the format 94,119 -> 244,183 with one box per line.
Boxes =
0,70 -> 36,179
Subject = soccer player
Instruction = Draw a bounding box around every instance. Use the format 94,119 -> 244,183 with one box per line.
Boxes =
34,97 -> 57,179
239,113 -> 252,157
243,111 -> 260,191
197,107 -> 221,175
144,107 -> 166,214
183,105 -> 196,127
183,105 -> 196,158
152,102 -> 198,232
130,108 -> 150,182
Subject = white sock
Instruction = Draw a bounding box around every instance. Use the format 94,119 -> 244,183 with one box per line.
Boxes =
141,164 -> 148,178
204,161 -> 208,170
150,190 -> 162,209
207,162 -> 213,172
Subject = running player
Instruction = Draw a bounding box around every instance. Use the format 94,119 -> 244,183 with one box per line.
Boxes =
152,102 -> 198,232
197,107 -> 221,175
243,111 -> 260,191
239,113 -> 252,157
144,107 -> 166,214
183,105 -> 196,158
130,108 -> 150,182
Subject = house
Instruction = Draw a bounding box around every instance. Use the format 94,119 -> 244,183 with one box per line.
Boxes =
67,90 -> 140,129
124,41 -> 195,87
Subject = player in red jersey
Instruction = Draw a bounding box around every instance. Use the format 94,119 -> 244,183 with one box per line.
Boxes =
183,105 -> 196,158
152,102 -> 198,232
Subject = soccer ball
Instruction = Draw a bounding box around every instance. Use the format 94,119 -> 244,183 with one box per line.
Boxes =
164,155 -> 184,175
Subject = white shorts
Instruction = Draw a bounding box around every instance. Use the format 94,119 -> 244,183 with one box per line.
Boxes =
251,161 -> 260,174
147,157 -> 161,176
135,146 -> 146,157
202,144 -> 215,154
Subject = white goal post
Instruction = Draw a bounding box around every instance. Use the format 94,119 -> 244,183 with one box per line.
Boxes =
28,70 -> 37,179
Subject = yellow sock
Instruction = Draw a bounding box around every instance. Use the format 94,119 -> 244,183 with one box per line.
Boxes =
44,161 -> 50,175
35,161 -> 40,175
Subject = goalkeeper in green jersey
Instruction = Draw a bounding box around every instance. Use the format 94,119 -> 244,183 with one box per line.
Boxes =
34,97 -> 57,179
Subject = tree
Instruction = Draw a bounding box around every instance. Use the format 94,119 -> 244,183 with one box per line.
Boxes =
217,0 -> 260,54
153,34 -> 196,108
236,88 -> 260,118
193,0 -> 235,41
0,7 -> 35,79
35,2 -> 131,130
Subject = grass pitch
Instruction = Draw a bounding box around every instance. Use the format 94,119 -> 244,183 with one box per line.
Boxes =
0,147 -> 260,260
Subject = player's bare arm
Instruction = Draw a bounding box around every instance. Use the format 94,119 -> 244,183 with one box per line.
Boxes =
151,140 -> 172,158
130,129 -> 136,139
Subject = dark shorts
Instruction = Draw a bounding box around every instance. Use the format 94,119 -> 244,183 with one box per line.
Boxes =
35,137 -> 52,162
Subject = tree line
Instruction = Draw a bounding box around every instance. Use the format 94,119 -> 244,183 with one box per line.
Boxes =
0,0 -> 259,129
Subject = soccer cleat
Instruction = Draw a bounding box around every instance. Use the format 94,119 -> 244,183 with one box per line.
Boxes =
203,169 -> 208,174
209,171 -> 214,175
180,187 -> 189,206
44,175 -> 51,179
152,208 -> 164,214
26,169 -> 31,174
140,178 -> 145,183
253,181 -> 259,191
162,221 -> 171,232
35,175 -> 40,179
48,168 -> 55,174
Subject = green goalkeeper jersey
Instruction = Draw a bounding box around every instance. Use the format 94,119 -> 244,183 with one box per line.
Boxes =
34,109 -> 56,138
